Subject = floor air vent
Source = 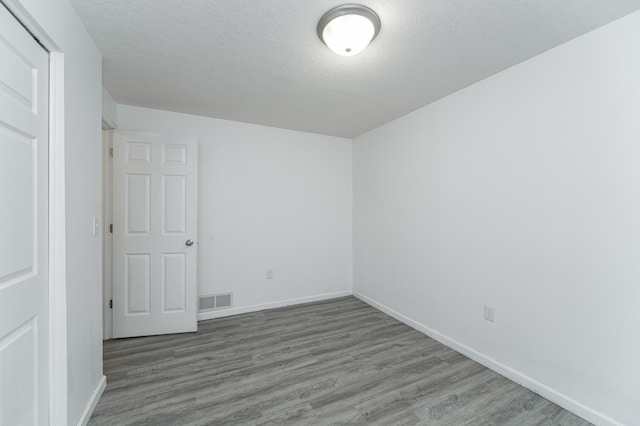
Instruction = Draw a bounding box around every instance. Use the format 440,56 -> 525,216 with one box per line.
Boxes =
199,293 -> 233,312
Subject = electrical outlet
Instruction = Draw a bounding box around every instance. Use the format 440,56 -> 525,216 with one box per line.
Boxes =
484,305 -> 495,322
266,269 -> 273,280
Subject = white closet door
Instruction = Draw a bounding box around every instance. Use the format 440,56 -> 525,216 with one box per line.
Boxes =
0,3 -> 50,425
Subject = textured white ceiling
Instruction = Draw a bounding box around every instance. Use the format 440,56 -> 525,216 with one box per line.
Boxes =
71,0 -> 640,138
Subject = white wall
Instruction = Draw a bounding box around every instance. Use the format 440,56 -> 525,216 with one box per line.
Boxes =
353,10 -> 640,426
102,87 -> 118,128
117,105 -> 353,315
9,0 -> 105,424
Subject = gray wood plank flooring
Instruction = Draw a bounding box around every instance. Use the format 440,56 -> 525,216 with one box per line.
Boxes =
89,296 -> 591,425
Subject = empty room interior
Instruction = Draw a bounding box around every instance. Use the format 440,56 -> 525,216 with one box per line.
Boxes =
1,0 -> 640,425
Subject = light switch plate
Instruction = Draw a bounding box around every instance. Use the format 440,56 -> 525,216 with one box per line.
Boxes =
93,217 -> 100,236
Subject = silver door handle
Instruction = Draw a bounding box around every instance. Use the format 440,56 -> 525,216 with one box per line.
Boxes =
185,239 -> 194,246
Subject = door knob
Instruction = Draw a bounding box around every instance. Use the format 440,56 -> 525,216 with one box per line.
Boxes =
185,239 -> 194,246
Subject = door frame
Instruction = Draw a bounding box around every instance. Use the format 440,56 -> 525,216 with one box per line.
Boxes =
102,129 -> 113,340
1,1 -> 68,424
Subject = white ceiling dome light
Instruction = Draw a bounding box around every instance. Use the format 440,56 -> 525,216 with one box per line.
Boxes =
317,4 -> 381,56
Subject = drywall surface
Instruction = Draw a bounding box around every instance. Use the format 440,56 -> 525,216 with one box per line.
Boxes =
11,0 -> 105,424
117,105 -> 353,313
102,87 -> 117,128
353,10 -> 640,426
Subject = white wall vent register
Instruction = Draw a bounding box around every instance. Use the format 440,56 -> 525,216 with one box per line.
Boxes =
199,293 -> 233,312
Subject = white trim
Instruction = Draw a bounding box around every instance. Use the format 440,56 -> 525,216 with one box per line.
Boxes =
0,2 -> 68,425
77,375 -> 106,426
353,290 -> 622,426
101,130 -> 113,340
48,49 -> 69,426
198,290 -> 353,321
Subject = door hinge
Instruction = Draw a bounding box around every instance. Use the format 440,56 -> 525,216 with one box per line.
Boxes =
109,147 -> 113,158
109,299 -> 113,309
109,223 -> 113,233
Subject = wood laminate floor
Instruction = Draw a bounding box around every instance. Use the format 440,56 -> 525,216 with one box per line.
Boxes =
89,296 -> 591,426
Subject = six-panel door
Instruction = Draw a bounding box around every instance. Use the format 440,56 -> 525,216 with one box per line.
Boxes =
0,4 -> 50,424
112,131 -> 198,338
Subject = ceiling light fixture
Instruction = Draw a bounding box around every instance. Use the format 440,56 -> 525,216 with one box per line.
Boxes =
317,4 -> 381,56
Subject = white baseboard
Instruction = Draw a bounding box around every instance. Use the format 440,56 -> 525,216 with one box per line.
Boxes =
77,375 -> 106,426
353,291 -> 621,426
198,290 -> 353,321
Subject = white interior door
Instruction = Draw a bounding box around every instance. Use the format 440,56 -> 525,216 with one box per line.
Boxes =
0,4 -> 50,425
112,131 -> 198,338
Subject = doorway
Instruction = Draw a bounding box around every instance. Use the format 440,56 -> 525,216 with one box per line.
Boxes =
102,130 -> 199,339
